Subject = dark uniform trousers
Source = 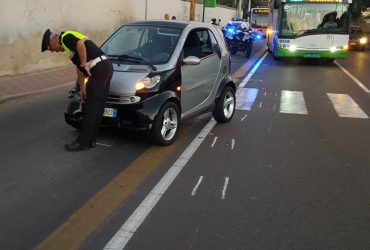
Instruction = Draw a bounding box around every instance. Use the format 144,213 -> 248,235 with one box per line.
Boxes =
78,60 -> 113,146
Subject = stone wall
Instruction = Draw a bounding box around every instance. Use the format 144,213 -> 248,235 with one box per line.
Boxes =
0,0 -> 237,77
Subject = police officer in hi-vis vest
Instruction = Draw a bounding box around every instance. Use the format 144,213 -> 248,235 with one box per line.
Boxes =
42,29 -> 113,152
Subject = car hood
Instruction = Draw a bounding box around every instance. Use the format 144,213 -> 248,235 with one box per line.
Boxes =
109,64 -> 151,95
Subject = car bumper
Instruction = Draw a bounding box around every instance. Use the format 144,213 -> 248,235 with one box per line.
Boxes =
65,91 -> 179,130
275,48 -> 348,59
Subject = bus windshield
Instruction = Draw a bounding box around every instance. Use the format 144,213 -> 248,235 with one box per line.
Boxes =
251,13 -> 269,28
282,3 -> 349,36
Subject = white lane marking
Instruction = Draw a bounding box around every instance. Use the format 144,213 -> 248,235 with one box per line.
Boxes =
104,52 -> 268,250
238,52 -> 268,89
259,101 -> 263,108
327,93 -> 369,118
236,88 -> 259,110
279,90 -> 308,115
96,143 -> 112,147
231,139 -> 235,150
264,92 -> 267,96
222,177 -> 230,200
211,136 -> 218,148
191,176 -> 204,196
335,61 -> 370,94
241,114 -> 248,122
273,103 -> 277,112
103,119 -> 216,250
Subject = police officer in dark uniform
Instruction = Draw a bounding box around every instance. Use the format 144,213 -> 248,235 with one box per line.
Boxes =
41,29 -> 113,151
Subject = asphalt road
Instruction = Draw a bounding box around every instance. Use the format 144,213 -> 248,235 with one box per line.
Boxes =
0,40 -> 265,250
1,41 -> 370,250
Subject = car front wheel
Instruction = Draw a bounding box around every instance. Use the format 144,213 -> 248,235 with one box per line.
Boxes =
151,102 -> 180,146
213,86 -> 236,123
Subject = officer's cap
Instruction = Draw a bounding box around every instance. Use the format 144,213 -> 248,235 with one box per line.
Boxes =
41,29 -> 52,52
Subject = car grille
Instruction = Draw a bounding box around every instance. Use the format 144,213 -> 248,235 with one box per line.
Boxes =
107,94 -> 141,104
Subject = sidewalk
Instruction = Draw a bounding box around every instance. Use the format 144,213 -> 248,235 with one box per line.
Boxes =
0,66 -> 75,103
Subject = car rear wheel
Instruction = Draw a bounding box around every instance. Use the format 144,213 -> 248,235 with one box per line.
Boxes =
213,86 -> 235,123
151,102 -> 180,146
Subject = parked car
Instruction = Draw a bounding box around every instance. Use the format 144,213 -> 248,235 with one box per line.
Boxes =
65,21 -> 236,145
349,26 -> 368,51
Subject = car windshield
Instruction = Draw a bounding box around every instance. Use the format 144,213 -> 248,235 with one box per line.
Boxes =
282,3 -> 349,36
101,25 -> 183,65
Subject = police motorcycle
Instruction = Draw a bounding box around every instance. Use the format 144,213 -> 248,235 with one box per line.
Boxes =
223,22 -> 253,58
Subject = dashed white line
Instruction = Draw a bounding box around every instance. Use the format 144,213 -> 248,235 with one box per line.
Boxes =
191,176 -> 204,196
211,136 -> 218,148
241,114 -> 248,122
280,90 -> 308,115
231,139 -> 235,150
335,61 -> 370,93
259,101 -> 263,108
222,177 -> 230,200
327,93 -> 369,118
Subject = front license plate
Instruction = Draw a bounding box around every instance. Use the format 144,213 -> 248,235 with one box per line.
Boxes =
306,53 -> 319,58
103,108 -> 117,118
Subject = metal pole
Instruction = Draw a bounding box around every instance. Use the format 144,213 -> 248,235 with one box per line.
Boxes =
248,0 -> 252,22
145,0 -> 148,20
190,0 -> 196,21
238,0 -> 242,19
202,2 -> 206,22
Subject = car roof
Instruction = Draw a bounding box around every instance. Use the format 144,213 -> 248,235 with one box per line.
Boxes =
124,20 -> 214,29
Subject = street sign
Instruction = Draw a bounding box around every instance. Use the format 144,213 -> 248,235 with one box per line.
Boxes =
204,0 -> 216,8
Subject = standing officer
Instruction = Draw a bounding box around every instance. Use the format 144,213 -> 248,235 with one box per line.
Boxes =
41,29 -> 113,152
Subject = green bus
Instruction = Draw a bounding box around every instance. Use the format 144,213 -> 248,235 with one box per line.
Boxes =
267,0 -> 351,60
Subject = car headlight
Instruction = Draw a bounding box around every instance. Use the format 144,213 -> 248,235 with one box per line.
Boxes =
135,75 -> 161,91
359,37 -> 367,44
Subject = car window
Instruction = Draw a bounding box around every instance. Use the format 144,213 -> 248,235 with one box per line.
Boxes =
197,30 -> 213,56
209,30 -> 219,50
183,29 -> 214,59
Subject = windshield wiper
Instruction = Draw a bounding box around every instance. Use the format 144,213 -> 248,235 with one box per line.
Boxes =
108,54 -> 157,71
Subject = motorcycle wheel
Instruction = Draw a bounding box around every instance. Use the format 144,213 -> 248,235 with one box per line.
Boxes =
244,42 -> 252,58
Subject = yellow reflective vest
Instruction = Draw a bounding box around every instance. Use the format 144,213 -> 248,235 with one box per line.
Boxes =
60,31 -> 88,58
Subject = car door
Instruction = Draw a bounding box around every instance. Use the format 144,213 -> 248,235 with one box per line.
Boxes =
181,29 -> 221,116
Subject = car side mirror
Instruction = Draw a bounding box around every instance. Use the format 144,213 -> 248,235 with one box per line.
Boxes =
183,56 -> 201,65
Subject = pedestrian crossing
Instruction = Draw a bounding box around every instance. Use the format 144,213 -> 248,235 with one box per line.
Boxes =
236,88 -> 369,119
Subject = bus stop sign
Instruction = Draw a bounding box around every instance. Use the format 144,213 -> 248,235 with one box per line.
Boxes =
204,0 -> 216,7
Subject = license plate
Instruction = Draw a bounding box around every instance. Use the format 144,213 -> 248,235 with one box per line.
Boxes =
103,108 -> 117,118
306,53 -> 319,58
350,42 -> 356,45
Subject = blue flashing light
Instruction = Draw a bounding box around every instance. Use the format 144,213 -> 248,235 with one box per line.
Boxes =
228,28 -> 235,33
256,34 -> 262,39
